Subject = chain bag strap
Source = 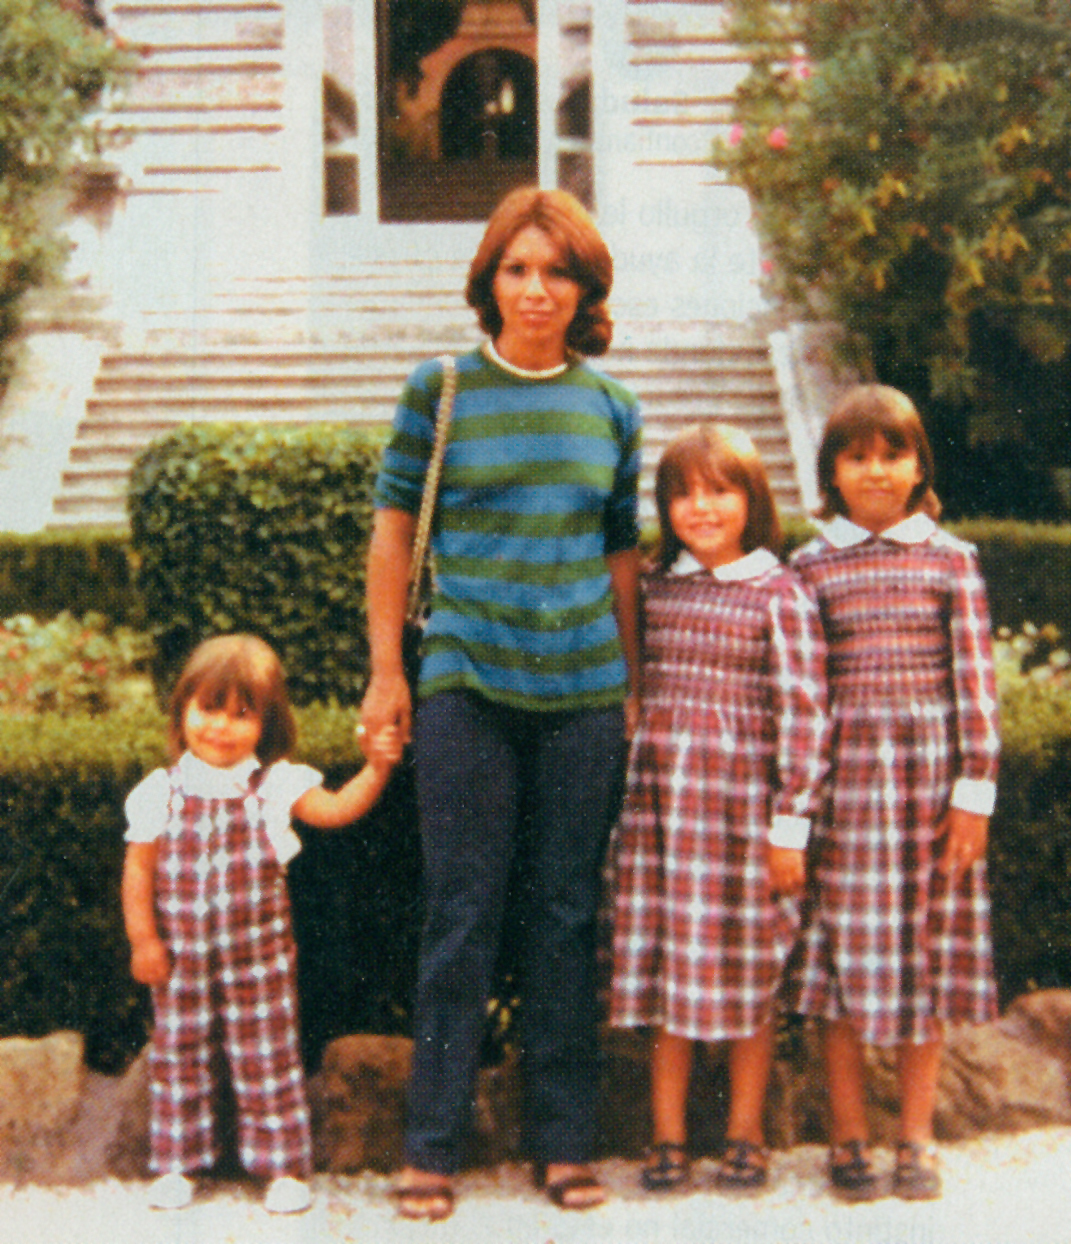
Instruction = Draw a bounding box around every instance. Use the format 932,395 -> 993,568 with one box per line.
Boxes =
405,353 -> 457,624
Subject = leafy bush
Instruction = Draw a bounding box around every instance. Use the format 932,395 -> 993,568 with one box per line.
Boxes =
128,423 -> 383,706
989,623 -> 1071,1003
0,611 -> 151,713
715,0 -> 1071,516
0,0 -> 131,372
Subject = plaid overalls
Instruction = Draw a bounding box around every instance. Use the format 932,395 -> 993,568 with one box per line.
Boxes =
148,765 -> 312,1177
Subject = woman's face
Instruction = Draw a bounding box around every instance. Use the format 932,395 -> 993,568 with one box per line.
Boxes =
491,225 -> 581,368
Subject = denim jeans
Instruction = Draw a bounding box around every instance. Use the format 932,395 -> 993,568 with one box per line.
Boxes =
404,691 -> 626,1175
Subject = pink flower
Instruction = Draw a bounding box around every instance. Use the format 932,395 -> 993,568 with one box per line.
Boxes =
767,127 -> 789,150
791,58 -> 813,81
728,123 -> 744,147
761,259 -> 774,274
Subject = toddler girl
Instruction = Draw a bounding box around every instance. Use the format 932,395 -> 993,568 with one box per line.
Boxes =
610,424 -> 829,1193
788,385 -> 1000,1201
121,634 -> 401,1213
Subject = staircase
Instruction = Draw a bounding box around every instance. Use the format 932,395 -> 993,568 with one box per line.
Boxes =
34,1 -> 812,531
48,274 -> 801,528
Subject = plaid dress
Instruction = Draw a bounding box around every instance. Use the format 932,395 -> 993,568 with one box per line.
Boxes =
610,549 -> 829,1041
132,758 -> 317,1178
787,516 -> 1001,1046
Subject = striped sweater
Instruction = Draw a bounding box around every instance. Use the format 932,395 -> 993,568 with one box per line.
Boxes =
373,346 -> 642,711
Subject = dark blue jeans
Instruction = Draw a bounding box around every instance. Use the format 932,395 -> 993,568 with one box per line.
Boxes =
404,691 -> 626,1175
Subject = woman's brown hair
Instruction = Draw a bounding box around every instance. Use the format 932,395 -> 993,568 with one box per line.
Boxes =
168,634 -> 296,764
465,186 -> 614,357
654,423 -> 782,571
815,384 -> 940,520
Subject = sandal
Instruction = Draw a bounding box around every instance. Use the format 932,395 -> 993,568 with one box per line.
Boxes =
392,1175 -> 455,1222
640,1141 -> 690,1192
533,1162 -> 607,1211
715,1138 -> 768,1192
828,1140 -> 882,1203
893,1140 -> 941,1201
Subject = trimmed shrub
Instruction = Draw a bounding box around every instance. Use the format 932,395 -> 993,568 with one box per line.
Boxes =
0,533 -> 142,626
951,521 -> 1071,642
128,423 -> 382,706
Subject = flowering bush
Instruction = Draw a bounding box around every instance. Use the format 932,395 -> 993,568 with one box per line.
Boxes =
715,0 -> 1071,516
0,612 -> 152,715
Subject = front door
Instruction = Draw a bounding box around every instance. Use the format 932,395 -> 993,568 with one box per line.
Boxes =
317,0 -> 592,252
377,1 -> 538,222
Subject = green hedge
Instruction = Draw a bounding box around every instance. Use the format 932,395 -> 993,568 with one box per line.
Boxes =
127,423 -> 383,706
781,519 -> 1071,640
950,521 -> 1071,641
0,532 -> 142,626
1,672 -> 1069,1071
0,704 -> 421,1073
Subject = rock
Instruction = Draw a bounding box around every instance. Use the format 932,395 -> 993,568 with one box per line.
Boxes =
0,1032 -> 84,1134
7,993 -> 1071,1181
308,1035 -> 523,1172
309,1035 -> 411,1172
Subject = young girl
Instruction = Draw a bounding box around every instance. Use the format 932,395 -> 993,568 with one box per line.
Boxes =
610,424 -> 829,1193
788,385 -> 1001,1202
121,634 -> 401,1214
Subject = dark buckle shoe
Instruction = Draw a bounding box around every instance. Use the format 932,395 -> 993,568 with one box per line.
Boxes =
714,1138 -> 768,1192
893,1141 -> 941,1201
829,1140 -> 883,1202
640,1142 -> 690,1192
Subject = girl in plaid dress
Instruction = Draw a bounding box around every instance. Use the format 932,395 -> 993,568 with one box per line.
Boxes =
121,635 -> 400,1214
788,386 -> 1000,1202
610,425 -> 829,1193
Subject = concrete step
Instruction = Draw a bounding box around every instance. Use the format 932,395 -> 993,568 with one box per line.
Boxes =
110,1 -> 285,49
49,355 -> 802,531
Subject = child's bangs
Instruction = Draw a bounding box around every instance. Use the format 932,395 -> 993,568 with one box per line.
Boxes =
828,394 -> 917,458
662,431 -> 745,496
191,651 -> 272,716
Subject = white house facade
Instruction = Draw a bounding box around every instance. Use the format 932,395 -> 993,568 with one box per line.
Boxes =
1,1 -> 838,531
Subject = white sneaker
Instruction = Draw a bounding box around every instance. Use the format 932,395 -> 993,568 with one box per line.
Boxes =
264,1176 -> 312,1215
147,1172 -> 194,1210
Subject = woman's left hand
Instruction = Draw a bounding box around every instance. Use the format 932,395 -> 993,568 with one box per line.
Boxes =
623,692 -> 641,740
939,807 -> 989,878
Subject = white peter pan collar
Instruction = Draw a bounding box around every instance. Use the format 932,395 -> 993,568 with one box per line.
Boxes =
176,750 -> 260,798
821,512 -> 937,549
669,547 -> 780,580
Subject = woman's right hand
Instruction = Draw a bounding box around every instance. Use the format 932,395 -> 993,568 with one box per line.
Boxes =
360,671 -> 413,746
131,937 -> 170,986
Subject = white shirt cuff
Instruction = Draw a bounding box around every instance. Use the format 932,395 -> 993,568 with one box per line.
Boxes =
950,778 -> 996,817
769,815 -> 811,850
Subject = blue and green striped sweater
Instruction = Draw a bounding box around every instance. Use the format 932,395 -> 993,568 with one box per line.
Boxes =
374,346 -> 642,711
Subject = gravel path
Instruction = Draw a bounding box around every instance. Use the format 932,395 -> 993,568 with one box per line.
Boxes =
2,1129 -> 1070,1244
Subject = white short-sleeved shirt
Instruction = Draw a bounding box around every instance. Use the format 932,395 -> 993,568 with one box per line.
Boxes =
124,751 -> 322,865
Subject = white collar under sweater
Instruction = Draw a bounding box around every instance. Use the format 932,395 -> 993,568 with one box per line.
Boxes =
669,547 -> 780,580
821,512 -> 937,549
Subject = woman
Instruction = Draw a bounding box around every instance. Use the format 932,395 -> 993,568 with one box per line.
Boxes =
361,187 -> 642,1220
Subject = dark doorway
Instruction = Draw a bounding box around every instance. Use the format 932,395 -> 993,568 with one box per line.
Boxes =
440,49 -> 536,160
377,1 -> 538,222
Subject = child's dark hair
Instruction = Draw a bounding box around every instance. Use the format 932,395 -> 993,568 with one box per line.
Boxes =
168,634 -> 296,764
654,422 -> 782,571
816,384 -> 941,520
